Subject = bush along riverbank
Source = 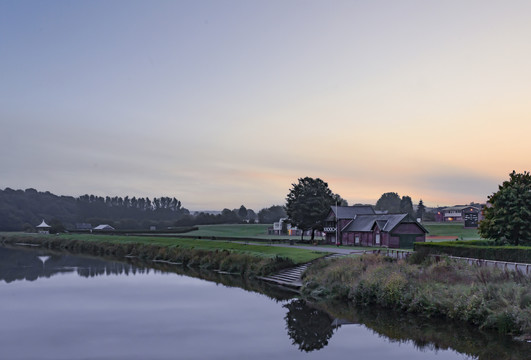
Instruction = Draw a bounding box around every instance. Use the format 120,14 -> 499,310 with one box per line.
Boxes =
301,254 -> 531,340
0,234 -> 298,277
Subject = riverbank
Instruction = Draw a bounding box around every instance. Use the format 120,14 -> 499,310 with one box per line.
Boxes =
301,253 -> 531,339
0,233 -> 326,277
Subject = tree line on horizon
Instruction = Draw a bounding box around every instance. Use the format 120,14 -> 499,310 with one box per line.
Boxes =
0,188 -> 289,232
0,188 -> 191,231
0,187 -> 433,233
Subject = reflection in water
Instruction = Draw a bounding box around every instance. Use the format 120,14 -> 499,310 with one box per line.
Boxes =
284,299 -> 336,352
0,245 -> 294,301
0,245 -> 141,283
282,299 -> 531,359
1,245 -> 530,360
37,255 -> 50,267
350,305 -> 531,360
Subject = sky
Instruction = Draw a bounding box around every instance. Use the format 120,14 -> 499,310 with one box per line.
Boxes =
1,1 -> 530,211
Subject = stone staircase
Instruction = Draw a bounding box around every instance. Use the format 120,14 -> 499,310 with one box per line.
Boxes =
259,253 -> 346,289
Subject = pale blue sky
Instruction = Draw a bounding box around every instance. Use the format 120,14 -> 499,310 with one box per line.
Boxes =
1,1 -> 530,210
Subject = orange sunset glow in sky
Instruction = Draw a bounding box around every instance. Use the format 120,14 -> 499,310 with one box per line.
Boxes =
1,1 -> 530,210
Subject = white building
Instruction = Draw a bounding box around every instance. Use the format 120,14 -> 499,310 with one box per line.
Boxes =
36,219 -> 51,234
93,224 -> 115,231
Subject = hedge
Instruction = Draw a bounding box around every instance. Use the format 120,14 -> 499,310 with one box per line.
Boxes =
414,240 -> 531,263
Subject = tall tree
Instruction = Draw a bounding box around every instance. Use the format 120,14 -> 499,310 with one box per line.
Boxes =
416,199 -> 426,220
237,205 -> 248,220
285,177 -> 339,240
479,171 -> 531,246
399,196 -> 414,217
375,192 -> 401,213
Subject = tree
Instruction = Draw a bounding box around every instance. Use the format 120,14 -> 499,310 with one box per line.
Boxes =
257,205 -> 286,224
479,171 -> 531,246
375,192 -> 401,213
220,208 -> 240,223
285,177 -> 339,241
247,209 -> 257,223
237,205 -> 248,220
48,218 -> 65,234
399,196 -> 414,217
416,199 -> 426,220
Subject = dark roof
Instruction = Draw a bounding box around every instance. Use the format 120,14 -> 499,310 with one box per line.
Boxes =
343,214 -> 428,233
375,220 -> 388,230
442,206 -> 480,212
344,214 -> 405,232
327,205 -> 375,220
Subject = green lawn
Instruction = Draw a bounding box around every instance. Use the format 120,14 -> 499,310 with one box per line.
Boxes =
188,224 -> 270,237
187,223 -> 482,242
3,232 -> 326,264
423,222 -> 481,241
187,224 -> 324,240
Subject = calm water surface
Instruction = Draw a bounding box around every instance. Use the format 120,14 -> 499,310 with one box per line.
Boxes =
0,245 -> 528,360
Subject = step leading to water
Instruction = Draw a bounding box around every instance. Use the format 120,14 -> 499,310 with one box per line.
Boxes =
258,253 -> 346,289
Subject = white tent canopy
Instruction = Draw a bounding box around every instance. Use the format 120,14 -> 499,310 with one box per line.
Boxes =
36,219 -> 51,228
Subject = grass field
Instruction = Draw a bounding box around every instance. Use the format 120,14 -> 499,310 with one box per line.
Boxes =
2,232 -> 326,264
1,221 -> 483,261
187,222 -> 482,242
423,222 -> 482,241
187,224 -> 325,240
187,224 -> 270,237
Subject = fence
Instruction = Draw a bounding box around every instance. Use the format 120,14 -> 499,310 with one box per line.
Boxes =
362,249 -> 531,275
432,255 -> 531,275
363,248 -> 411,260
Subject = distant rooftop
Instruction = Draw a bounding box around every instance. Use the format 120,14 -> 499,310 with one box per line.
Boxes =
328,205 -> 376,220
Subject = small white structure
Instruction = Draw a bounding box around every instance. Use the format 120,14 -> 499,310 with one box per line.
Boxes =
93,224 -> 115,231
36,219 -> 51,234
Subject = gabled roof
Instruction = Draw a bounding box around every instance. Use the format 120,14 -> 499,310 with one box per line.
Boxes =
94,224 -> 115,230
344,214 -> 407,232
327,205 -> 375,220
442,205 -> 480,212
343,213 -> 428,234
375,220 -> 388,230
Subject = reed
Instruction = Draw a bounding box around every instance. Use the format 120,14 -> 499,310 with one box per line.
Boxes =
302,254 -> 531,338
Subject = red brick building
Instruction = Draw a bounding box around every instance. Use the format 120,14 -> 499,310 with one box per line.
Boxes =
324,205 -> 428,248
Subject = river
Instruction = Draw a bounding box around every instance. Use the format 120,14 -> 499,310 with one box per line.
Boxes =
0,245 -> 528,360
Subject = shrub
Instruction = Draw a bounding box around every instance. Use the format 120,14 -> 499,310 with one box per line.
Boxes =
302,253 -> 531,336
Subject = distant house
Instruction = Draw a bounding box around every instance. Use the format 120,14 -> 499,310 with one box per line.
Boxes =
323,205 -> 427,248
268,218 -> 325,237
268,218 -> 292,235
435,206 -> 482,227
93,224 -> 115,231
75,223 -> 92,231
36,219 -> 51,234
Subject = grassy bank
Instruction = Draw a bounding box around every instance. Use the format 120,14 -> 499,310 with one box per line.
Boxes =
301,254 -> 531,339
1,233 -> 325,276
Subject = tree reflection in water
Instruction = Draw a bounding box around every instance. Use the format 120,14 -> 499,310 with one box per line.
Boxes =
283,299 -> 337,352
284,299 -> 531,359
2,245 -> 531,359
